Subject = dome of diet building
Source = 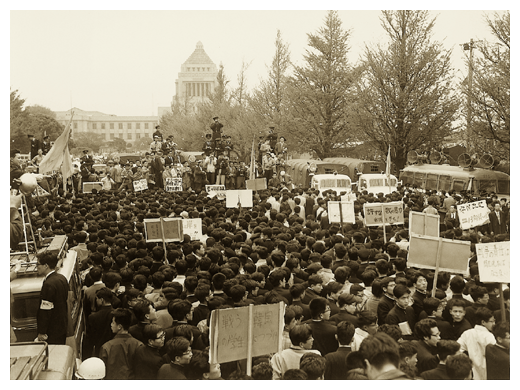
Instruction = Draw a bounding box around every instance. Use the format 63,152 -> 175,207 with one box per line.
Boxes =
183,41 -> 215,65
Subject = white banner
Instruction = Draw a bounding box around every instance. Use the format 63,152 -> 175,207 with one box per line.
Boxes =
165,177 -> 183,192
363,201 -> 404,226
182,218 -> 203,241
327,201 -> 355,223
457,200 -> 490,230
133,179 -> 148,192
476,241 -> 510,283
206,184 -> 226,200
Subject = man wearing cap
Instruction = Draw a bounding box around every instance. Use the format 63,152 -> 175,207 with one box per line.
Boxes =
330,293 -> 360,327
210,116 -> 223,141
10,149 -> 23,189
266,126 -> 278,151
41,135 -> 51,154
28,134 -> 41,160
153,125 -> 163,141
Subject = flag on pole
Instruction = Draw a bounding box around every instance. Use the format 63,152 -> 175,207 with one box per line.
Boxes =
249,136 -> 255,180
385,145 -> 391,177
38,111 -> 74,180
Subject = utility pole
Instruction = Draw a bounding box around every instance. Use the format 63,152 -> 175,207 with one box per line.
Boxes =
464,39 -> 475,153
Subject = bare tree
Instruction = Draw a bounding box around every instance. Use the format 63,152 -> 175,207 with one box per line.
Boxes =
354,10 -> 459,172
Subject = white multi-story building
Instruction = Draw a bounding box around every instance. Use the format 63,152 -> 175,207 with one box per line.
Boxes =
54,108 -> 159,143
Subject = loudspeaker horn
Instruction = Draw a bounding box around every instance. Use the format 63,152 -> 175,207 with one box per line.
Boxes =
429,151 -> 442,164
458,153 -> 472,168
407,150 -> 418,164
479,154 -> 494,169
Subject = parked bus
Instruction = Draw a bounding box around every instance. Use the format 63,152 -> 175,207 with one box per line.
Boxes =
399,164 -> 510,199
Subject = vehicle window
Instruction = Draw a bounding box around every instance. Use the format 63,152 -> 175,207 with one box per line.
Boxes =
369,178 -> 384,187
497,180 -> 510,194
360,178 -> 367,187
479,180 -> 497,194
324,168 -> 335,174
12,296 -> 39,321
438,175 -> 451,191
400,171 -> 413,185
425,174 -> 439,190
320,179 -> 345,188
452,180 -> 466,192
387,178 -> 397,186
337,178 -> 350,187
413,173 -> 425,187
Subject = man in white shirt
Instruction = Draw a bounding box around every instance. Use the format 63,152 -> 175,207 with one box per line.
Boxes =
457,307 -> 496,380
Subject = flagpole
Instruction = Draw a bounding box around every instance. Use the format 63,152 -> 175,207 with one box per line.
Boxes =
386,145 -> 392,193
250,136 -> 255,180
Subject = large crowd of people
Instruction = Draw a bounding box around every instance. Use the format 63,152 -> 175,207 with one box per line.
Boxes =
10,125 -> 510,380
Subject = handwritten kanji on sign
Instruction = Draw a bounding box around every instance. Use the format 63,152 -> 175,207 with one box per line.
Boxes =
83,182 -> 103,193
165,177 -> 182,192
206,185 -> 226,200
476,241 -> 510,283
143,218 -> 183,242
457,200 -> 490,230
363,201 -> 404,226
133,179 -> 148,192
182,218 -> 202,241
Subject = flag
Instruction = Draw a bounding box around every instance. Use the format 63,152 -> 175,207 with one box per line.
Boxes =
385,145 -> 391,177
38,111 -> 74,180
249,136 -> 255,180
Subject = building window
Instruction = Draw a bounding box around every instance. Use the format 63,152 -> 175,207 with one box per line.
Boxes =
119,133 -> 123,139
110,133 -> 114,140
118,123 -> 123,129
101,123 -> 106,130
127,123 -> 131,130
127,133 -> 132,140
136,133 -> 141,139
197,67 -> 200,71
136,123 -> 141,130
73,122 -> 78,129
110,123 -> 114,129
144,123 -> 149,129
92,123 -> 97,130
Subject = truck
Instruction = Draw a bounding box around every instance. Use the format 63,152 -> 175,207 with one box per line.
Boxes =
10,342 -> 75,380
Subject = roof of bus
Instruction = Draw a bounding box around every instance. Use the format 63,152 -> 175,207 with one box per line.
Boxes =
402,164 -> 510,179
312,173 -> 351,181
10,251 -> 77,296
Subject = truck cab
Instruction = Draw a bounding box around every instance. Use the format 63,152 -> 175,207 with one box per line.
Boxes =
356,173 -> 399,195
310,173 -> 352,197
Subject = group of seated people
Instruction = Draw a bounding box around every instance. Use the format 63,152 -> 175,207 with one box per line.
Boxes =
24,181 -> 510,380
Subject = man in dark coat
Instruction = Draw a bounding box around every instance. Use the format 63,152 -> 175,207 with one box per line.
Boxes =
210,116 -> 223,141
304,298 -> 338,356
85,287 -> 114,358
485,321 -> 510,380
36,253 -> 69,345
41,135 -> 52,154
420,340 -> 460,380
324,321 -> 354,380
28,134 -> 40,159
411,318 -> 441,374
489,202 -> 507,235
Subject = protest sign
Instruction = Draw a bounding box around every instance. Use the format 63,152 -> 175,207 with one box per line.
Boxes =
82,182 -> 103,193
363,201 -> 404,226
206,185 -> 226,200
476,241 -> 510,283
165,177 -> 182,192
226,190 -> 253,208
144,218 -> 183,242
408,233 -> 470,274
327,201 -> 355,224
182,218 -> 202,241
409,211 -> 440,237
209,302 -> 284,374
340,193 -> 357,202
133,179 -> 148,192
246,178 -> 267,191
457,200 -> 490,230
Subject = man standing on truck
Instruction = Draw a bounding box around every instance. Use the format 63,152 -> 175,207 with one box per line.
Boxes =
36,253 -> 69,345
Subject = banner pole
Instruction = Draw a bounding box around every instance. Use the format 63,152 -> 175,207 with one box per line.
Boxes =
246,304 -> 254,376
382,204 -> 387,243
499,284 -> 506,323
431,238 -> 443,297
159,217 -> 167,262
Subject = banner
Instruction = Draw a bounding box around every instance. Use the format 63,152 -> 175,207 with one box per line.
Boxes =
457,200 -> 490,230
363,201 -> 404,226
476,241 -> 510,283
144,218 -> 183,242
133,179 -> 148,192
209,302 -> 284,364
165,177 -> 183,192
327,201 -> 355,223
408,233 -> 470,273
206,185 -> 226,200
409,211 -> 439,237
226,190 -> 253,208
182,218 -> 202,241
82,182 -> 103,193
246,178 -> 267,191
340,193 -> 357,202
33,184 -> 50,197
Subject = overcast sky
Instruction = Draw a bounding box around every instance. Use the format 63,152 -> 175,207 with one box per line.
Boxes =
10,5 -> 511,117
